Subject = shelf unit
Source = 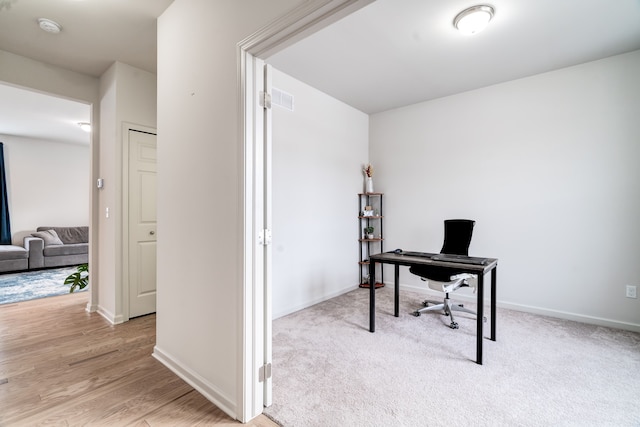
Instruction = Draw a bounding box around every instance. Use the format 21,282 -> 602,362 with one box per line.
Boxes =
358,192 -> 384,288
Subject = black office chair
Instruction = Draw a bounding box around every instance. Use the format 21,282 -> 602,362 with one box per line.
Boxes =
410,219 -> 476,329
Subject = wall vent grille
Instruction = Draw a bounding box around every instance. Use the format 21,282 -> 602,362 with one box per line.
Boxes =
272,87 -> 294,111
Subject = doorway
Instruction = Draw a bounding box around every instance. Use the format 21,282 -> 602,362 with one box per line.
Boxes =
241,0 -> 375,419
0,82 -> 91,304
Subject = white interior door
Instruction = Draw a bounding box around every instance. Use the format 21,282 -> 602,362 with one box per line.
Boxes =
248,56 -> 273,414
128,130 -> 157,318
262,62 -> 274,407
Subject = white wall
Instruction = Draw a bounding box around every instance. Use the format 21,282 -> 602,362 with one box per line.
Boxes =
370,50 -> 640,330
271,69 -> 369,318
1,134 -> 89,243
156,0 -> 305,420
98,61 -> 157,323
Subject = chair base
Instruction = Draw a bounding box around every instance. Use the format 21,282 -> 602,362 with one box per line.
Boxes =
412,295 -> 475,329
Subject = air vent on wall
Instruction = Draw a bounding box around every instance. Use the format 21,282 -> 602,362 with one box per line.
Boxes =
272,87 -> 294,111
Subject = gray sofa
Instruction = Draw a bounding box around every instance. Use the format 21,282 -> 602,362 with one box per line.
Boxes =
0,244 -> 29,272
25,226 -> 89,270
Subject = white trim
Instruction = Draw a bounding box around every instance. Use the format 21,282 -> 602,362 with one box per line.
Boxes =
239,0 -> 374,58
153,346 -> 236,418
498,300 -> 640,333
399,283 -> 640,333
88,101 -> 99,315
273,284 -> 359,320
96,304 -> 124,325
238,49 -> 259,423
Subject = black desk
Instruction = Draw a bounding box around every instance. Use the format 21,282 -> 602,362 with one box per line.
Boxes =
368,251 -> 498,365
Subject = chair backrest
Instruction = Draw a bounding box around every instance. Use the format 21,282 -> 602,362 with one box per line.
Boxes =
440,219 -> 475,256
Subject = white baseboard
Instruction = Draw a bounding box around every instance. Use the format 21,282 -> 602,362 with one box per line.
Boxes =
273,284 -> 359,320
152,345 -> 237,420
398,283 -> 640,333
498,300 -> 640,333
96,305 -> 125,325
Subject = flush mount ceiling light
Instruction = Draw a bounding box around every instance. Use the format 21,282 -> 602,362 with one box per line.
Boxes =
453,5 -> 494,35
38,18 -> 62,34
78,122 -> 91,132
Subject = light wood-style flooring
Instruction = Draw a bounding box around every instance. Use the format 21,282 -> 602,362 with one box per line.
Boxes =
0,292 -> 279,426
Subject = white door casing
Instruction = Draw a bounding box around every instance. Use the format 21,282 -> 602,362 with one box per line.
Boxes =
128,129 -> 157,318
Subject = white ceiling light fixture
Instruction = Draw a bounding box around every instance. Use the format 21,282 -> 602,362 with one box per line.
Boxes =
38,18 -> 62,34
78,122 -> 91,132
453,5 -> 494,35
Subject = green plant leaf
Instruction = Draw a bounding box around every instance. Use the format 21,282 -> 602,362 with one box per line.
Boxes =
65,264 -> 89,293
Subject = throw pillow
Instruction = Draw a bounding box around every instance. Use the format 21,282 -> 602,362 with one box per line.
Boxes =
31,229 -> 64,246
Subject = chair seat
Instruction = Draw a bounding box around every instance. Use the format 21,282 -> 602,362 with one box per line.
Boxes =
428,278 -> 465,293
424,274 -> 477,293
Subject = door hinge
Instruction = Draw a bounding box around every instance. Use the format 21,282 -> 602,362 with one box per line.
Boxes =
258,229 -> 272,246
259,91 -> 272,109
259,363 -> 272,382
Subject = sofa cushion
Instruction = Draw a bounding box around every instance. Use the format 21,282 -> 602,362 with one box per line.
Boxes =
31,229 -> 64,246
38,226 -> 88,244
0,245 -> 28,260
43,243 -> 88,257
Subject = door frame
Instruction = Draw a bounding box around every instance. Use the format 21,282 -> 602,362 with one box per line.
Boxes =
237,0 -> 374,421
122,122 -> 157,322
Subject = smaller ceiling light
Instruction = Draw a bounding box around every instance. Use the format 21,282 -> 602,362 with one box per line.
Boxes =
453,5 -> 494,35
78,122 -> 91,132
38,18 -> 62,34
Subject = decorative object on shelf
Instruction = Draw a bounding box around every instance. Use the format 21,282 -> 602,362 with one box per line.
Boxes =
363,163 -> 374,193
364,226 -> 374,239
363,205 -> 374,217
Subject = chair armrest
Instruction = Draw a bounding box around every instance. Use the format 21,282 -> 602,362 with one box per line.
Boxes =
24,236 -> 44,269
450,273 -> 478,293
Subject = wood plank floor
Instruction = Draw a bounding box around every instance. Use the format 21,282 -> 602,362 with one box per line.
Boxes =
0,292 -> 279,426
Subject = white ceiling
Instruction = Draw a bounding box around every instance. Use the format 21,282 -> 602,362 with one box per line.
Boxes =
0,83 -> 91,145
268,0 -> 640,114
0,0 -> 173,77
0,0 -> 174,145
0,0 -> 639,144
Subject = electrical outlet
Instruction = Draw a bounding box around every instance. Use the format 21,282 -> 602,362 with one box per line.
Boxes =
626,285 -> 637,299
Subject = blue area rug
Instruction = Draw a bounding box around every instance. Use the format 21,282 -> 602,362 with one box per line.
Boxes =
0,267 -> 87,305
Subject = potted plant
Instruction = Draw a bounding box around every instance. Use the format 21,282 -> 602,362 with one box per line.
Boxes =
64,263 -> 89,293
364,226 -> 374,239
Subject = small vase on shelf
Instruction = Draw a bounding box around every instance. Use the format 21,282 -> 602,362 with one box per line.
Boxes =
365,177 -> 374,193
363,163 -> 374,193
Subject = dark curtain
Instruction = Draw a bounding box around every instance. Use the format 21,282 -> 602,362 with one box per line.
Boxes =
0,143 -> 11,245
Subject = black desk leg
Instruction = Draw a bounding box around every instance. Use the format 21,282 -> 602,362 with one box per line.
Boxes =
476,273 -> 484,365
394,265 -> 399,317
491,266 -> 497,341
369,260 -> 376,332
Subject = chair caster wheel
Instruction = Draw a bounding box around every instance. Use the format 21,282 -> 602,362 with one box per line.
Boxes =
412,311 -> 421,317
422,301 -> 428,307
450,322 -> 459,329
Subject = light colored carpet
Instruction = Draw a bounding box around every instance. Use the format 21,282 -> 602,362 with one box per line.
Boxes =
264,286 -> 640,427
0,267 -> 84,305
